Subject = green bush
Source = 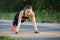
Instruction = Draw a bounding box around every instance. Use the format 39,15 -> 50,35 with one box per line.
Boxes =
0,0 -> 60,12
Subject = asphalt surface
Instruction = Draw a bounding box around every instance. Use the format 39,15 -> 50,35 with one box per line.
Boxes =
0,20 -> 60,40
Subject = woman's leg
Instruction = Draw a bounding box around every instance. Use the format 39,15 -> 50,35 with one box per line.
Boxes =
13,12 -> 20,26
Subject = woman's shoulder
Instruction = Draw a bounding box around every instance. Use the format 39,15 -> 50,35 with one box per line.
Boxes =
18,10 -> 24,16
20,10 -> 24,13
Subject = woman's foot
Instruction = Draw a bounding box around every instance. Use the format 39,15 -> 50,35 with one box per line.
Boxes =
11,25 -> 16,31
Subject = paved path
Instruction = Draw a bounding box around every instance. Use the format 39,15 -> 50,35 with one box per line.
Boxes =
0,20 -> 60,40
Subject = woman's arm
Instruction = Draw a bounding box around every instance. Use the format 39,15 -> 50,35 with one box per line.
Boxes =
31,12 -> 38,32
16,10 -> 23,32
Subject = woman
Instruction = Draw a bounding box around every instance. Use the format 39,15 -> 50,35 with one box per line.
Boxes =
12,5 -> 38,34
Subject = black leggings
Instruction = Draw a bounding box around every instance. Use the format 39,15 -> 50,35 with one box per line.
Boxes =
13,13 -> 25,26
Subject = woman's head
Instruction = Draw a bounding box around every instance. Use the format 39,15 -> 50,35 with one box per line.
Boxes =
23,5 -> 33,17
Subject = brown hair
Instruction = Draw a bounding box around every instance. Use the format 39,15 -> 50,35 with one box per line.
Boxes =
24,5 -> 32,10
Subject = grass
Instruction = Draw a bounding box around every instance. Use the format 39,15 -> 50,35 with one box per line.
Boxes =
34,10 -> 60,23
0,11 -> 60,23
0,12 -> 16,20
0,35 -> 23,40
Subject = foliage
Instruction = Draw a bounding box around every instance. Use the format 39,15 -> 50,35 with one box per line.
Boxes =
0,0 -> 60,12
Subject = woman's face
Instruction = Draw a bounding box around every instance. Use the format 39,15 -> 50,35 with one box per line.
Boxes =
25,12 -> 30,17
24,9 -> 30,16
